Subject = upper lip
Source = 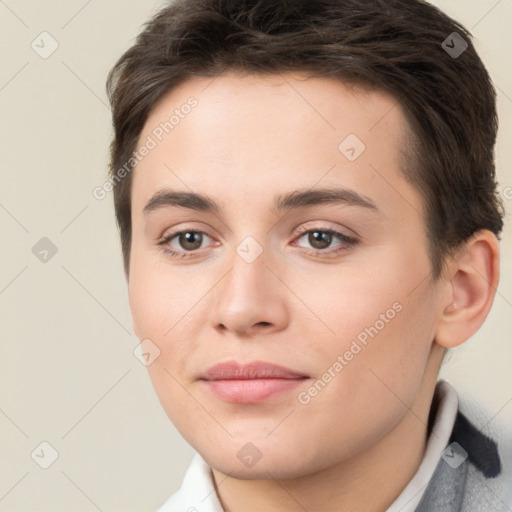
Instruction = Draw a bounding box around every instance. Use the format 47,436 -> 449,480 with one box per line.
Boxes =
200,361 -> 309,381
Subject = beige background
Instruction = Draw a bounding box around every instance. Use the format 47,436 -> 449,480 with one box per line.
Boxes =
0,0 -> 510,510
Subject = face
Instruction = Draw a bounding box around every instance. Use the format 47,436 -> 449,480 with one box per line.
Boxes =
128,71 -> 446,479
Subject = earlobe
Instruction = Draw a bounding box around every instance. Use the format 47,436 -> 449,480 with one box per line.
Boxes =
435,230 -> 500,349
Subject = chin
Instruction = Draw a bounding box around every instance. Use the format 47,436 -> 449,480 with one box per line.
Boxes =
205,451 -> 310,480
194,433 -> 330,480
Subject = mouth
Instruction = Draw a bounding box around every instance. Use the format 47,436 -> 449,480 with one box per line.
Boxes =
199,360 -> 310,404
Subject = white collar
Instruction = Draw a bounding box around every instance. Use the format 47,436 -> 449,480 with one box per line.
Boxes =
386,379 -> 459,511
156,380 -> 459,512
156,450 -> 224,512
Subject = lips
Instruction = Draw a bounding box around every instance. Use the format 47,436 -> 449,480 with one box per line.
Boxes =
199,361 -> 309,403
201,361 -> 308,381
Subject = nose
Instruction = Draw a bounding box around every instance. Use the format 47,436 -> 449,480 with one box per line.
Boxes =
210,244 -> 288,338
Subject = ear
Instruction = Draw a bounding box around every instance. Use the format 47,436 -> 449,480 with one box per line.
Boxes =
435,229 -> 500,349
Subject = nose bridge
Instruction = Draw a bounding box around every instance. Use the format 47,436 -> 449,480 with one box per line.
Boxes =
211,230 -> 287,335
222,235 -> 273,308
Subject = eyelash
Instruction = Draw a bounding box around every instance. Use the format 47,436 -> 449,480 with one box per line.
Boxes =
157,225 -> 359,260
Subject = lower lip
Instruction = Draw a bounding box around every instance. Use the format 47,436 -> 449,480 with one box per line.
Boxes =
202,378 -> 307,403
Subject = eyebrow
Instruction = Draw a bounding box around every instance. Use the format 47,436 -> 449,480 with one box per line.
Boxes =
143,187 -> 379,215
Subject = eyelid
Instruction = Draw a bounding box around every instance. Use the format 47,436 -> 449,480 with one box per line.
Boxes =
291,225 -> 359,256
158,222 -> 215,244
158,225 -> 216,254
158,222 -> 359,259
293,220 -> 360,240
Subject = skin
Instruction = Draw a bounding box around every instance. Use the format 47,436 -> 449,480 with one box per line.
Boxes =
127,71 -> 499,512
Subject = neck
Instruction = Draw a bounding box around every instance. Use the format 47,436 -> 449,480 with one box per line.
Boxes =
211,348 -> 444,512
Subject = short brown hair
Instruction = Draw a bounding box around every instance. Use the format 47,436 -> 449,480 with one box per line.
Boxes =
106,0 -> 505,279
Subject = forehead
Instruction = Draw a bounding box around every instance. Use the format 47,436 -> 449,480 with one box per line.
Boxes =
141,71 -> 409,145
131,71 -> 419,220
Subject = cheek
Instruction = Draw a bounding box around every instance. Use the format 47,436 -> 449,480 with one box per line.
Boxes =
128,267 -> 203,427
128,261 -> 209,370
129,270 -> 163,341
128,247 -> 176,339
305,248 -> 437,390
300,266 -> 406,349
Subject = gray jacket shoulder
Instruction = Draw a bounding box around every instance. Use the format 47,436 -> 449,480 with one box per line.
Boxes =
416,410 -> 507,512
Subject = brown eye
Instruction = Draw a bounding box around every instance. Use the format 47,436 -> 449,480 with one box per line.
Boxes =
307,230 -> 333,250
294,227 -> 358,257
159,230 -> 213,257
178,231 -> 204,251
